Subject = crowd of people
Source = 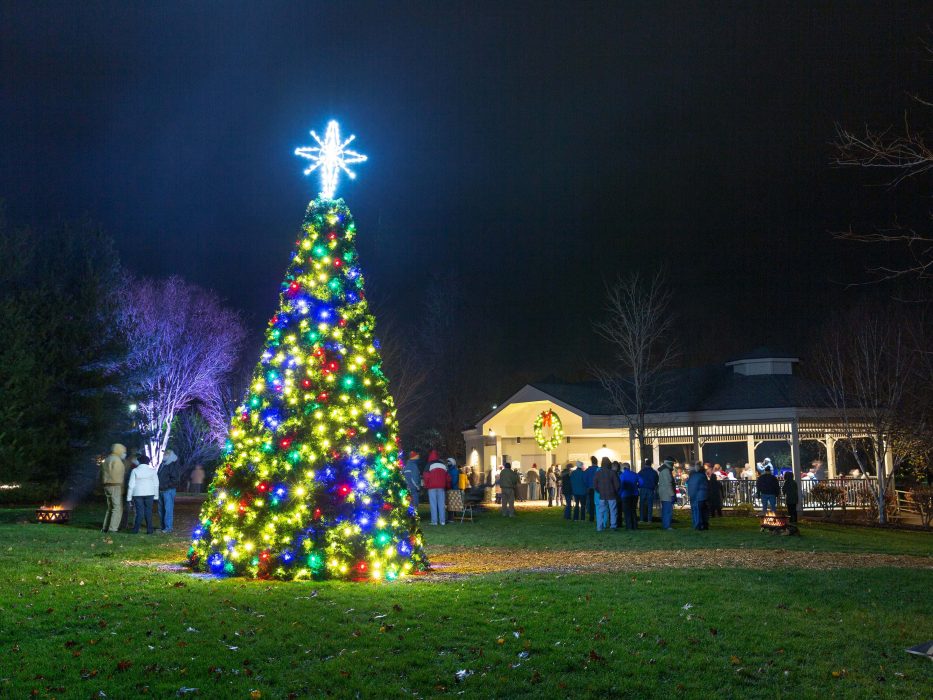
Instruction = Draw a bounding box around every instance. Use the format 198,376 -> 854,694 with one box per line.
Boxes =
400,449 -> 807,530
99,443 -> 198,534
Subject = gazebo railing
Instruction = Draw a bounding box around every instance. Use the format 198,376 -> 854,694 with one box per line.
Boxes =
713,478 -> 876,511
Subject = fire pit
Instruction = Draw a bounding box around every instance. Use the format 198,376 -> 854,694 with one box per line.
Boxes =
758,510 -> 798,536
36,506 -> 72,524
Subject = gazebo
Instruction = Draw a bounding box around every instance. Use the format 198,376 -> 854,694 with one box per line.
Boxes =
462,348 -> 888,494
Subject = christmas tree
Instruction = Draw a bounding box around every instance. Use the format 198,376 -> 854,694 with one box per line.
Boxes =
188,121 -> 427,581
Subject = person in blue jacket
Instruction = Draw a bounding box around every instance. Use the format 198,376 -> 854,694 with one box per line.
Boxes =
638,460 -> 659,524
686,462 -> 710,530
569,461 -> 588,521
619,462 -> 640,530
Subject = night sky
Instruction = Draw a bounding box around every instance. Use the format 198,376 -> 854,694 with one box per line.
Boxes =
2,2 -> 931,389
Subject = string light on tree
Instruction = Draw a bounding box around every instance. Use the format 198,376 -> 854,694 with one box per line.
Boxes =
294,120 -> 368,200
188,121 -> 426,581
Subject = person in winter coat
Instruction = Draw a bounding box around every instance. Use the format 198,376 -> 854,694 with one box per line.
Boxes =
619,463 -> 640,530
686,462 -> 710,530
100,443 -> 127,532
756,466 -> 780,514
594,456 -> 620,530
657,458 -> 676,530
638,461 -> 659,523
157,450 -> 181,533
561,464 -> 574,519
585,457 -> 598,522
402,451 -> 421,508
423,458 -> 451,525
497,462 -> 520,517
569,462 -> 588,520
525,463 -> 539,501
446,458 -> 461,492
707,472 -> 724,517
546,467 -> 558,507
127,454 -> 159,534
782,472 -> 799,523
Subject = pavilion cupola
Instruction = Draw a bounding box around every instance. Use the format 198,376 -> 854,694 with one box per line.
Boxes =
725,347 -> 799,376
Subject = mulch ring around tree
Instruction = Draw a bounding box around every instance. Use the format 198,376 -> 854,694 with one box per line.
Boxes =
423,547 -> 933,576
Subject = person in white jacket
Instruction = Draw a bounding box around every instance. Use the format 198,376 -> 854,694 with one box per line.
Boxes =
127,454 -> 159,534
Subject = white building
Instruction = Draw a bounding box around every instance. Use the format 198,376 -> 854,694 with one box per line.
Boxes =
462,348 -> 889,484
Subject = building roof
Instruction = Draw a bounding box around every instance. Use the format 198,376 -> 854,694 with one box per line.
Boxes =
528,364 -> 829,416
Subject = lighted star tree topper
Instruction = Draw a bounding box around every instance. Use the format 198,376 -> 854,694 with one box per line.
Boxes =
188,121 -> 427,581
295,120 -> 368,200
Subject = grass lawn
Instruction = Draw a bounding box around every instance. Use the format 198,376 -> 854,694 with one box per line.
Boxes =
0,502 -> 930,699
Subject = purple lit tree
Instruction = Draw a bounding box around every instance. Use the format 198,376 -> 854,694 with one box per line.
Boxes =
122,276 -> 246,469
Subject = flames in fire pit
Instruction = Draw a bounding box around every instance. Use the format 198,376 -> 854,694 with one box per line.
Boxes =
761,511 -> 789,528
758,510 -> 798,535
36,505 -> 72,524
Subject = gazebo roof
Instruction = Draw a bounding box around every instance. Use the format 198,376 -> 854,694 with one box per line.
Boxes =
528,364 -> 828,417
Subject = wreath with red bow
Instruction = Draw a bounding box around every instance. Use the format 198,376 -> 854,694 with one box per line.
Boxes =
533,409 -> 564,451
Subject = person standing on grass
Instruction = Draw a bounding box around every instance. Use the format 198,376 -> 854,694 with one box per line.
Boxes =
657,458 -> 676,530
547,466 -> 558,507
498,462 -> 520,517
100,443 -> 127,533
594,456 -> 620,531
619,462 -> 639,530
561,464 -> 574,519
570,461 -> 588,521
756,465 -> 780,514
526,463 -> 539,501
423,456 -> 450,525
687,462 -> 709,530
638,460 -> 658,523
585,456 -> 597,522
402,450 -> 421,509
157,449 -> 180,533
127,454 -> 159,534
707,471 -> 724,518
782,471 -> 799,523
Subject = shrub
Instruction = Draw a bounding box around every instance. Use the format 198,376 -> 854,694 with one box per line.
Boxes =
908,485 -> 933,529
732,502 -> 755,517
810,482 -> 846,519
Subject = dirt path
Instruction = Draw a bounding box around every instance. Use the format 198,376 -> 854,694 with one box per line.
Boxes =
425,546 -> 933,575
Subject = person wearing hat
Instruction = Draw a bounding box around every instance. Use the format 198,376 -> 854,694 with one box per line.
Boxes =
100,443 -> 127,532
423,454 -> 451,525
756,464 -> 780,514
402,450 -> 422,509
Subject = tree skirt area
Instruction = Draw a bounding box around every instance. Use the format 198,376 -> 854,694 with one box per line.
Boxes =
425,546 -> 933,576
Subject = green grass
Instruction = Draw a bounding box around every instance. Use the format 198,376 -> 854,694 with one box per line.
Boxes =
0,502 -> 930,699
424,505 -> 933,556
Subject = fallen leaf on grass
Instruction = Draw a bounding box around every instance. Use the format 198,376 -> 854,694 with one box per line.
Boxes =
730,656 -> 742,665
831,669 -> 848,678
455,669 -> 473,682
116,660 -> 133,672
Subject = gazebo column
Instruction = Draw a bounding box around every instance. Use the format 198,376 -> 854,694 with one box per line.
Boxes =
692,426 -> 700,464
825,434 -> 837,478
652,439 -> 661,468
790,421 -> 802,516
746,435 -> 756,474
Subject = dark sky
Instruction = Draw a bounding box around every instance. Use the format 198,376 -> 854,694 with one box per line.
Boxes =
2,2 -> 931,387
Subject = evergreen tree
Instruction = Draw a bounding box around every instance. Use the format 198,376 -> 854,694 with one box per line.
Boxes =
189,196 -> 427,580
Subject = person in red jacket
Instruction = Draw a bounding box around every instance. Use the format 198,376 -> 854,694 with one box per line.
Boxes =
423,457 -> 451,525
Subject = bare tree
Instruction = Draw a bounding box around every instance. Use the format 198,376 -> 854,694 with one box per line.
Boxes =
376,316 -> 431,432
122,276 -> 246,469
813,304 -> 915,523
594,270 -> 677,465
171,407 -> 221,474
833,46 -> 932,281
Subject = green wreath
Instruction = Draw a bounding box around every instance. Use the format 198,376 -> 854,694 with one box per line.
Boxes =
533,409 -> 564,451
